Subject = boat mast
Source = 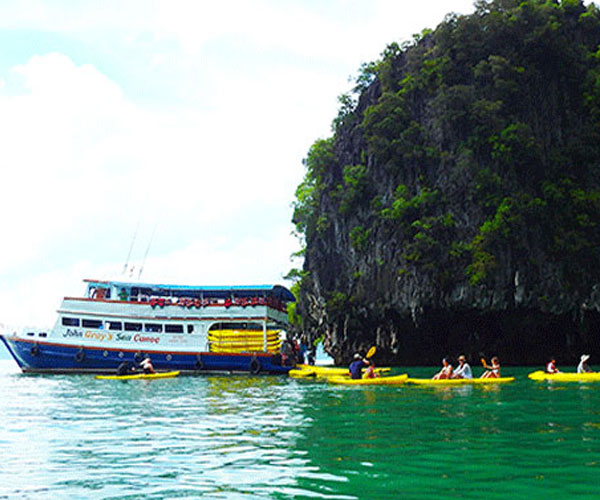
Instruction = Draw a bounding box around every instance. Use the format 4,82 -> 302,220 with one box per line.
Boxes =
138,222 -> 157,280
122,219 -> 140,276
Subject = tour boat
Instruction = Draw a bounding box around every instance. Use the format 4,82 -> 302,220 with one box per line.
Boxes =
0,279 -> 295,375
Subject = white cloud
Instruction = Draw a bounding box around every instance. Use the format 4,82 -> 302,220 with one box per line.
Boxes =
0,52 -> 302,326
0,0 -> 487,329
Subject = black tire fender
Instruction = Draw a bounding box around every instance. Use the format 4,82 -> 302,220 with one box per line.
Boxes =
195,354 -> 204,370
75,349 -> 86,363
30,343 -> 41,357
249,356 -> 261,375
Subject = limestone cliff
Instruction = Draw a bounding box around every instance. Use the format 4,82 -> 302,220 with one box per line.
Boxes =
292,0 -> 600,366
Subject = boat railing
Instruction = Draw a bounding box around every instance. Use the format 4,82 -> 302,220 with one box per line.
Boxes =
84,288 -> 288,312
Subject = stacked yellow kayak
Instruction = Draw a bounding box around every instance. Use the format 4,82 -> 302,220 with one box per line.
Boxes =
406,377 -> 515,386
208,329 -> 282,354
327,374 -> 408,386
96,371 -> 180,380
528,371 -> 600,382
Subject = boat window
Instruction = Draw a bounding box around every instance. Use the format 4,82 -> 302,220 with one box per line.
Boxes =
107,321 -> 122,331
39,332 -> 47,338
62,317 -> 80,327
82,319 -> 103,329
165,324 -> 184,334
187,325 -> 194,334
209,322 -> 262,331
145,323 -> 163,333
124,322 -> 143,332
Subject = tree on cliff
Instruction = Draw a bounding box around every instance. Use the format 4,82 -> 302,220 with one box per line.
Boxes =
291,0 -> 600,365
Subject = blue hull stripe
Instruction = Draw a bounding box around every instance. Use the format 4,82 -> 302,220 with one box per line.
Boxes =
0,336 -> 290,374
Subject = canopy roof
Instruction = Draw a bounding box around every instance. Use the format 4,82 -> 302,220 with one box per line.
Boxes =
84,279 -> 296,302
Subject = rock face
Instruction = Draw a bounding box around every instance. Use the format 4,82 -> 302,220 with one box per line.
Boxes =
293,0 -> 600,366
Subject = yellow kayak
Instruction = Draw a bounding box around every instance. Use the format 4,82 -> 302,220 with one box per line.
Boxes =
291,365 -> 391,378
210,346 -> 281,354
96,371 -> 180,380
327,374 -> 408,386
208,336 -> 281,344
296,364 -> 344,373
289,368 -> 319,378
209,329 -> 281,339
210,340 -> 282,348
209,337 -> 281,344
406,376 -> 515,385
528,370 -> 600,382
208,331 -> 282,353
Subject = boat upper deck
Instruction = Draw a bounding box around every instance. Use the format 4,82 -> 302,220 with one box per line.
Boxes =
58,279 -> 295,324
83,279 -> 294,302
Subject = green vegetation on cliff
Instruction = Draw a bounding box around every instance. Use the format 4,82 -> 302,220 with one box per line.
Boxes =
291,0 -> 600,364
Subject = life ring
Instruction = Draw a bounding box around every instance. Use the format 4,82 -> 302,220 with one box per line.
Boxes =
195,354 -> 204,370
134,351 -> 144,363
30,343 -> 41,357
249,357 -> 261,375
75,349 -> 86,363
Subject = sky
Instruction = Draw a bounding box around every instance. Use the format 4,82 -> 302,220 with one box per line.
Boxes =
0,0 -> 483,331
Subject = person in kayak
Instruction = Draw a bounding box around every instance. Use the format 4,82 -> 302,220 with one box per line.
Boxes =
141,356 -> 156,374
452,355 -> 472,379
546,357 -> 560,374
481,356 -> 500,378
116,361 -> 136,376
432,358 -> 453,379
349,353 -> 370,380
577,354 -> 594,374
363,360 -> 379,379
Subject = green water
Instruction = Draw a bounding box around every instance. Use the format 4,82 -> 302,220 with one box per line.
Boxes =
1,362 -> 599,499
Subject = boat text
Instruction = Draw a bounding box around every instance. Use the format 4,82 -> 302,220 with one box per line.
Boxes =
133,334 -> 160,344
64,328 -> 83,338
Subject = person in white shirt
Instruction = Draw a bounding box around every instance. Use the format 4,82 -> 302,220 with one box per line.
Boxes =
452,355 -> 472,379
577,354 -> 593,374
141,356 -> 155,374
481,356 -> 501,378
432,358 -> 453,379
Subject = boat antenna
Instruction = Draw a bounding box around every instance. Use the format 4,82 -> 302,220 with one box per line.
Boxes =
123,219 -> 140,276
138,221 -> 157,280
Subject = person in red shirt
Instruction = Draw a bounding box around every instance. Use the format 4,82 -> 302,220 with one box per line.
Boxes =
546,357 -> 560,374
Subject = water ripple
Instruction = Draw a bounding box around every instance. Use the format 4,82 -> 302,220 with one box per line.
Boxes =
2,364 -> 600,499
